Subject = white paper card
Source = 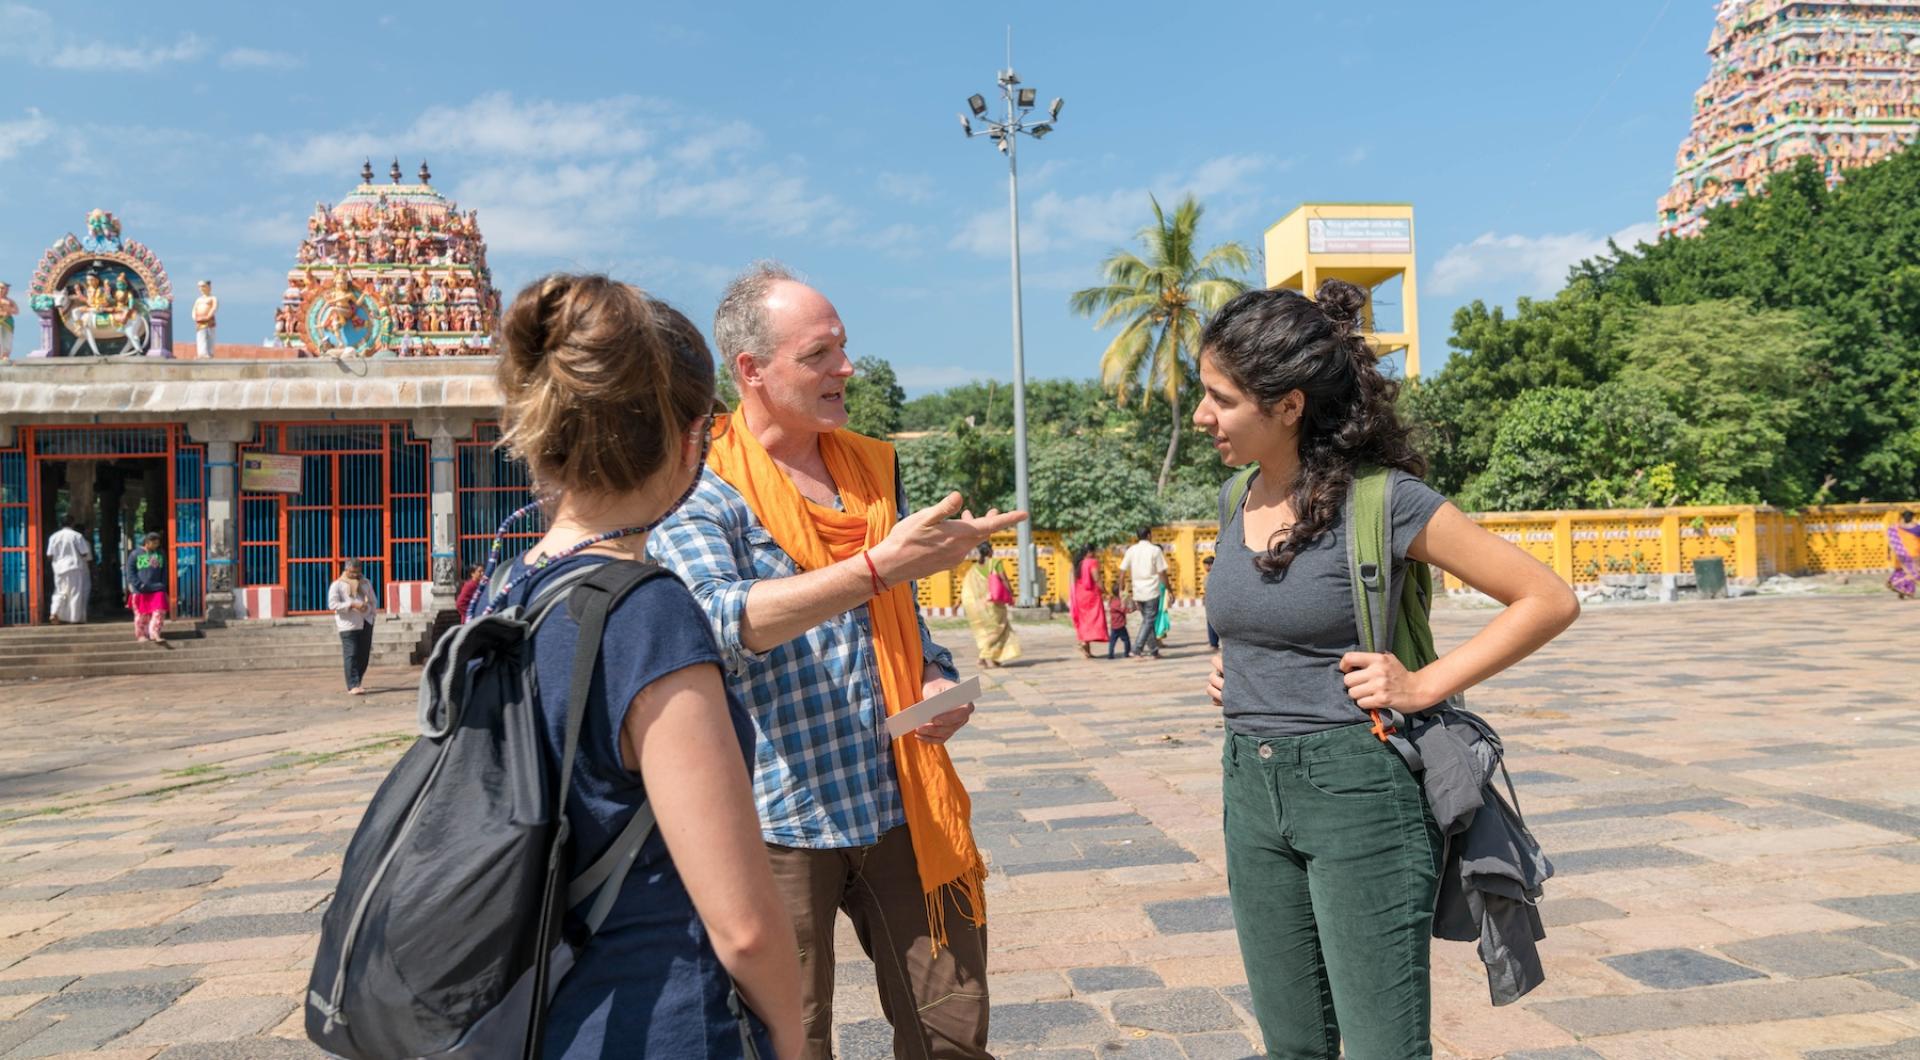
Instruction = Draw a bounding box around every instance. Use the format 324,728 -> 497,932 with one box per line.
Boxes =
884,676 -> 983,739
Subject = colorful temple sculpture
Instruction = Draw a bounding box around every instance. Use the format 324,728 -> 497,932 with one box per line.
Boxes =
1659,0 -> 1920,237
24,210 -> 175,357
276,160 -> 499,357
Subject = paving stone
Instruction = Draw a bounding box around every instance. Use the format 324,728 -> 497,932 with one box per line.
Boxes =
61,866 -> 228,897
1002,839 -> 1196,877
1507,771 -> 1575,785
1110,988 -> 1240,1034
1218,984 -> 1252,1015
1539,897 -> 1628,927
1600,948 -> 1766,989
30,977 -> 197,1013
1818,893 -> 1920,924
33,924 -> 182,953
4,999 -> 168,1057
0,978 -> 73,997
161,912 -> 324,945
119,996 -> 297,1044
65,968 -> 200,993
154,1041 -> 328,1059
1502,1049 -> 1606,1060
1528,797 -> 1737,825
1783,795 -> 1920,839
1530,978 -> 1909,1036
1860,969 -> 1920,1001
1047,813 -> 1154,830
1845,923 -> 1920,961
1719,933 -> 1903,978
835,1017 -> 893,1060
1804,1041 -> 1920,1060
1097,1037 -> 1184,1058
1067,966 -> 1164,993
0,1015 -> 57,1054
1174,1030 -> 1260,1059
1550,845 -> 1706,875
1145,897 -> 1235,936
988,1000 -> 1110,1047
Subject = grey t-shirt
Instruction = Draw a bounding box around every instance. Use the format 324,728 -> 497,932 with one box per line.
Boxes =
1205,470 -> 1448,737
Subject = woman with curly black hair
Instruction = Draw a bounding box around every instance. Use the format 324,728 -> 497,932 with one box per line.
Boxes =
1195,280 -> 1578,1058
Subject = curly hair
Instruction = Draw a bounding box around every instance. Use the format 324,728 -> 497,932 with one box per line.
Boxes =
1200,279 -> 1426,580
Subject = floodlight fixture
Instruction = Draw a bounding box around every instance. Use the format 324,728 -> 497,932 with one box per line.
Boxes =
1049,97 -> 1063,120
1029,122 -> 1052,139
1017,87 -> 1037,108
968,94 -> 988,117
960,114 -> 974,137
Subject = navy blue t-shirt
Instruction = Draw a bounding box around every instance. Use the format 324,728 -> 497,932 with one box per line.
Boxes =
501,554 -> 769,1059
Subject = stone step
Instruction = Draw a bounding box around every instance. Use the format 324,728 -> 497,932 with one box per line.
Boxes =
0,614 -> 445,681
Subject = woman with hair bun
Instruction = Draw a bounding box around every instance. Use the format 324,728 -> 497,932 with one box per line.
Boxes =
484,274 -> 802,1058
1195,280 -> 1578,1058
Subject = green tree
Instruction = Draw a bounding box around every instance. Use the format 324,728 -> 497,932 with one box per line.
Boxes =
1071,194 -> 1251,493
1022,436 -> 1166,552
844,356 -> 905,437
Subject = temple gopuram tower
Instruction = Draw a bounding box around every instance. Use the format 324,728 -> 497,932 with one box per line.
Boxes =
1659,0 -> 1920,237
277,160 -> 499,356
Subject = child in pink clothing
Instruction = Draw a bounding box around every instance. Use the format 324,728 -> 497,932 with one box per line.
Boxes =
1104,579 -> 1132,659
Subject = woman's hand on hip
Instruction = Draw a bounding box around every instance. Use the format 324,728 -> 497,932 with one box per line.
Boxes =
1338,652 -> 1436,712
1206,651 -> 1224,707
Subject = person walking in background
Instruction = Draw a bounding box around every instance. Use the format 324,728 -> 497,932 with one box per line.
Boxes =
650,263 -> 1021,1059
1105,576 -> 1133,659
1203,554 -> 1219,650
1068,545 -> 1107,660
123,532 -> 167,643
454,563 -> 485,619
1195,280 -> 1578,1059
327,559 -> 378,695
1888,510 -> 1920,599
46,518 -> 92,625
962,541 -> 1021,669
1119,527 -> 1168,659
485,273 -> 804,1058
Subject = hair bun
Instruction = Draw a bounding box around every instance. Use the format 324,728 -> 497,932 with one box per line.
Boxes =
1314,279 -> 1368,336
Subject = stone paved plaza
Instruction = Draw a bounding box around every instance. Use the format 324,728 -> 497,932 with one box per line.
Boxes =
0,594 -> 1917,1058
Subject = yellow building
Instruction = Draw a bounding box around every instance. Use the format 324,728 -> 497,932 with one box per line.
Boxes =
1264,203 -> 1420,376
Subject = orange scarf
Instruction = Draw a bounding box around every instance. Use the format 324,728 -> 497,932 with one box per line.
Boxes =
707,412 -> 986,949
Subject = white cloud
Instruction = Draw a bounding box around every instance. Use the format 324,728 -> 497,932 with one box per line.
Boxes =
1428,221 -> 1661,298
877,171 -> 936,204
950,153 -> 1280,257
220,47 -> 303,70
273,93 -> 664,174
0,107 -> 51,160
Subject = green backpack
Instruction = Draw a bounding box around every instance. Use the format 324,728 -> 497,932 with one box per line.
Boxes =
1220,464 -> 1450,744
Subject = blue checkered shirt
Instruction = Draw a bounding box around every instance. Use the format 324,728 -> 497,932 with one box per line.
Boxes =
647,468 -> 957,849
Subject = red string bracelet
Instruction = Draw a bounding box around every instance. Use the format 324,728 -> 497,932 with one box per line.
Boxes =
863,552 -> 887,597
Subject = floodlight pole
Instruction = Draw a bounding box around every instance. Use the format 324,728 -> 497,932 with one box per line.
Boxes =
1002,75 -> 1037,609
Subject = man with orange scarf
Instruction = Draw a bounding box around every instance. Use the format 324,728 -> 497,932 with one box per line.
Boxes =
651,263 -> 1025,1059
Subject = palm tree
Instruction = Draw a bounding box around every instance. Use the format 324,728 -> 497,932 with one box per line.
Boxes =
1071,194 -> 1251,493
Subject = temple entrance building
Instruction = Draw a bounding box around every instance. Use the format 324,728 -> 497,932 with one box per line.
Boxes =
0,165 -> 539,629
1660,0 -> 1920,237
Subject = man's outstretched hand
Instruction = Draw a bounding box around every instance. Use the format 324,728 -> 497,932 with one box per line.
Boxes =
872,492 -> 1027,586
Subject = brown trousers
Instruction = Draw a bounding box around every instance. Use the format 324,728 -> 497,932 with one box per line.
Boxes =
765,825 -> 990,1059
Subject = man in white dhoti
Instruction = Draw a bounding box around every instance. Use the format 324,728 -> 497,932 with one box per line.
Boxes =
47,520 -> 92,624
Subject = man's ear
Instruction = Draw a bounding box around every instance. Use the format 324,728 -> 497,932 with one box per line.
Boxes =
733,350 -> 764,389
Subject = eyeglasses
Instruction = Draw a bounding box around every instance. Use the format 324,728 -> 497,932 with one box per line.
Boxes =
705,398 -> 732,440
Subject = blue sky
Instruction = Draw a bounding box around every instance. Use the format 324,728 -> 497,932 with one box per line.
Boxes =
0,1 -> 1715,391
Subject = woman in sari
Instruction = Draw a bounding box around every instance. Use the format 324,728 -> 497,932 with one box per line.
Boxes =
961,541 -> 1021,668
1889,510 -> 1920,599
1068,546 -> 1108,659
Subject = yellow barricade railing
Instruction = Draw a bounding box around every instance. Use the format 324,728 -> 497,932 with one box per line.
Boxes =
911,502 -> 1918,609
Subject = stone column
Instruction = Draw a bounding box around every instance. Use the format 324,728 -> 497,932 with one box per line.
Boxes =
188,418 -> 254,623
31,305 -> 55,357
415,416 -> 473,616
148,309 -> 173,359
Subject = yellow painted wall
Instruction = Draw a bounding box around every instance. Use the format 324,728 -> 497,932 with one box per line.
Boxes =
912,504 -> 1918,609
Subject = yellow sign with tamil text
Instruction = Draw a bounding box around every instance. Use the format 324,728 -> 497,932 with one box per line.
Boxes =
241,453 -> 303,494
